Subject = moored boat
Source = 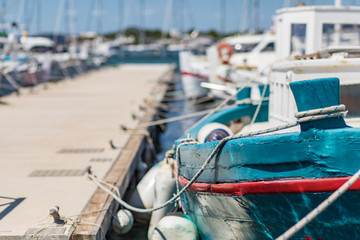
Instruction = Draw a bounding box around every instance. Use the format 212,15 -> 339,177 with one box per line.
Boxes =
176,77 -> 360,239
173,2 -> 360,239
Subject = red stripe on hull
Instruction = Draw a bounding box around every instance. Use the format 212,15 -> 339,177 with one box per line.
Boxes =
178,176 -> 360,195
181,71 -> 208,80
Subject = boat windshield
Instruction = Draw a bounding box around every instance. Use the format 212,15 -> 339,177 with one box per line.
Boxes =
322,23 -> 360,48
233,43 -> 258,53
340,84 -> 360,118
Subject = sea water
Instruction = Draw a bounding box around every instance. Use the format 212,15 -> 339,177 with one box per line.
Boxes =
106,54 -> 216,239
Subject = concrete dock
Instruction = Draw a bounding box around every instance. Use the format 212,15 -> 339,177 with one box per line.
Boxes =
0,64 -> 174,239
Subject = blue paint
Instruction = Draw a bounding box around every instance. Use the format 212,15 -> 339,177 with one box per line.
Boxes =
236,85 -> 270,101
186,103 -> 268,138
185,85 -> 269,138
290,78 -> 347,131
179,127 -> 360,182
175,78 -> 360,239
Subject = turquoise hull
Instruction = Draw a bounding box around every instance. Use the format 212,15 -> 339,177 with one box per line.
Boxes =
175,79 -> 360,239
182,190 -> 360,240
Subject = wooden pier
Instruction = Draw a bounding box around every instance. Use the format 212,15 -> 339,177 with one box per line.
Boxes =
0,64 -> 174,239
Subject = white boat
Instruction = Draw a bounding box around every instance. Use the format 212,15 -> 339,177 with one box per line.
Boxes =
179,51 -> 210,99
179,32 -> 276,99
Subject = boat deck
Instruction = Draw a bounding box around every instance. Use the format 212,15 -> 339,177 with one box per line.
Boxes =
0,64 -> 173,239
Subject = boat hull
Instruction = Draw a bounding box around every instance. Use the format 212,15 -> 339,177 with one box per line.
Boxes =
180,182 -> 360,240
177,127 -> 360,239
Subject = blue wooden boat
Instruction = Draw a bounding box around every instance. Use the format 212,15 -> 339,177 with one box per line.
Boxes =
174,77 -> 360,240
168,2 -> 360,239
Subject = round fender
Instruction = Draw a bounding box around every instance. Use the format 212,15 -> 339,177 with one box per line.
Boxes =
197,122 -> 233,143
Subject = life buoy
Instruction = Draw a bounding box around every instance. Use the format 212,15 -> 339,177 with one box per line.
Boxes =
217,43 -> 233,64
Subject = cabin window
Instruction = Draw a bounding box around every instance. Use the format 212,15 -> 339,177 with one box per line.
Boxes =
30,46 -> 53,53
233,43 -> 258,53
340,84 -> 360,118
322,23 -> 360,48
291,24 -> 306,55
261,42 -> 275,52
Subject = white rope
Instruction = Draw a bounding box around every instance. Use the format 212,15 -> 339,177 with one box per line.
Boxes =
135,98 -> 263,129
187,81 -> 254,133
34,209 -> 108,240
276,170 -> 360,240
295,104 -> 346,118
87,138 -> 199,214
87,105 -> 347,216
185,63 -> 274,133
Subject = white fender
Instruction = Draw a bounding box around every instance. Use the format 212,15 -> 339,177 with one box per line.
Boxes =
150,215 -> 199,240
128,164 -> 161,210
111,209 -> 134,235
197,122 -> 233,143
147,162 -> 176,239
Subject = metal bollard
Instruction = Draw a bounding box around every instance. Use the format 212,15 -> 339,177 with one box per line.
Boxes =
49,206 -> 65,226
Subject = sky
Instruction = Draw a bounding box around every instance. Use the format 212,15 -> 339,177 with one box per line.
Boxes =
2,0 -> 360,36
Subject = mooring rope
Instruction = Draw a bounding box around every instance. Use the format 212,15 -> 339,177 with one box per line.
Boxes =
133,98 -> 263,129
276,169 -> 360,240
88,105 -> 347,217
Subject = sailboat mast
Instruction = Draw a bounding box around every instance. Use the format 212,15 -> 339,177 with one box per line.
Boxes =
37,0 -> 41,34
139,0 -> 145,44
95,0 -> 102,37
122,0 -> 132,36
240,0 -> 250,33
161,0 -> 173,39
118,0 -> 122,36
68,0 -> 76,43
54,0 -> 65,41
2,0 -> 5,32
253,0 -> 259,32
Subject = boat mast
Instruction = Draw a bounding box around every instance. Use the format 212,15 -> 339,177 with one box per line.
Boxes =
37,0 -> 41,34
184,0 -> 196,34
95,0 -> 103,38
68,0 -> 76,43
121,0 -> 132,37
253,0 -> 259,32
139,0 -> 145,44
117,0 -> 122,37
2,0 -> 6,32
161,0 -> 173,39
0,0 -> 20,17
239,0 -> 250,33
54,0 -> 65,42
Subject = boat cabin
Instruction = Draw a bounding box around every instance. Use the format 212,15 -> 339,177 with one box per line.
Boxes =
223,33 -> 276,70
268,3 -> 360,128
275,4 -> 360,58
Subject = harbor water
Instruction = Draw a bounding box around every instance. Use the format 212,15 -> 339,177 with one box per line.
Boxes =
105,54 -> 217,240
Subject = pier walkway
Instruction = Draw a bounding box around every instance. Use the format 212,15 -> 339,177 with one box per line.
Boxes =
0,64 -> 173,239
